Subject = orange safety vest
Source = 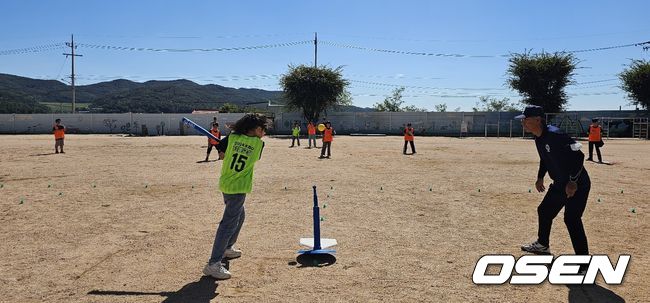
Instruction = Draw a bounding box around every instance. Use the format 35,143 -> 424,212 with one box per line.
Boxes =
323,128 -> 333,142
209,129 -> 221,145
403,127 -> 414,141
307,124 -> 316,135
588,125 -> 601,142
53,125 -> 65,139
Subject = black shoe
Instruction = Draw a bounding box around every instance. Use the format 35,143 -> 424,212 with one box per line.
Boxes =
319,155 -> 326,159
586,158 -> 593,161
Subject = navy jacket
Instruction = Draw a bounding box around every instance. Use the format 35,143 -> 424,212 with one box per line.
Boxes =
535,126 -> 587,185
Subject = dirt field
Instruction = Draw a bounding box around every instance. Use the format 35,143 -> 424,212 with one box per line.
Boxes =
0,134 -> 647,303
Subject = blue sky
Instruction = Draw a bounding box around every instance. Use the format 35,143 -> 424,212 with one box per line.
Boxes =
1,0 -> 649,111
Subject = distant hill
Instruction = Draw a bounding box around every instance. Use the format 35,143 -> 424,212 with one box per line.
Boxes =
0,73 -> 375,113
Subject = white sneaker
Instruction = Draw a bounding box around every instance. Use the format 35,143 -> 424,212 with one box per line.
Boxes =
224,247 -> 242,259
202,262 -> 231,280
521,240 -> 551,254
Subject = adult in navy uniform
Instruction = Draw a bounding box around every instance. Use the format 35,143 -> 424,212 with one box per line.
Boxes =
516,105 -> 590,257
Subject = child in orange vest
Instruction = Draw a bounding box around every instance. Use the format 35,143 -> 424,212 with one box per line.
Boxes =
205,123 -> 221,162
307,121 -> 318,148
53,118 -> 65,154
319,121 -> 334,159
403,123 -> 416,154
586,118 -> 603,163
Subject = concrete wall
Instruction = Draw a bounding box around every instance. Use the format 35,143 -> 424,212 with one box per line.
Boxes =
0,110 -> 647,137
0,113 -> 246,136
274,110 -> 648,137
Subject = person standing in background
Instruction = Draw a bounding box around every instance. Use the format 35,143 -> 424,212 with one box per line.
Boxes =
53,118 -> 65,154
586,118 -> 604,163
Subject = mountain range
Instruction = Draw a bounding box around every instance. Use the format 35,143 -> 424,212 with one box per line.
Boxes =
0,73 -> 373,113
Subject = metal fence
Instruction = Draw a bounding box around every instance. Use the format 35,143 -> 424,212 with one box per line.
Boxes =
0,110 -> 647,138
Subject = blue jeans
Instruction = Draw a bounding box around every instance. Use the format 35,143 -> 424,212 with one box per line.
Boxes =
208,193 -> 246,264
308,135 -> 317,147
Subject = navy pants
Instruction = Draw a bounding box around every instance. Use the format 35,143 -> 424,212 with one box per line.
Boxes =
537,174 -> 590,255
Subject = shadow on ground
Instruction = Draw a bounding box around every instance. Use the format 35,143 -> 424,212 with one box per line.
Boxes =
567,284 -> 625,303
88,276 -> 218,303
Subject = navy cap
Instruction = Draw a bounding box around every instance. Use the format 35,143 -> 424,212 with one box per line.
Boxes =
515,105 -> 544,119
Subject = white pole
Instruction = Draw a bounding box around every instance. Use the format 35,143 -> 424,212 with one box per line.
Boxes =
509,120 -> 512,138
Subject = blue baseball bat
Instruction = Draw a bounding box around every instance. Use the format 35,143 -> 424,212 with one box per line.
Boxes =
182,117 -> 220,142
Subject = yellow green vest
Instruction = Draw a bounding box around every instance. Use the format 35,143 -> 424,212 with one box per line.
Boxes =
219,133 -> 264,194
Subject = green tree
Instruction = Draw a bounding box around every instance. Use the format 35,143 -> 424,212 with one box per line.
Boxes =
473,96 -> 520,112
374,87 -> 405,112
507,52 -> 577,113
280,65 -> 349,122
619,59 -> 650,110
219,103 -> 240,113
0,91 -> 50,113
434,103 -> 447,112
402,105 -> 428,112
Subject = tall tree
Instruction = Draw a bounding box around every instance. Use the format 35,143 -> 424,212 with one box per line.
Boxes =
219,103 -> 240,113
507,52 -> 577,113
374,87 -> 405,112
434,103 -> 447,112
280,65 -> 349,122
619,59 -> 650,110
402,105 -> 428,112
473,96 -> 520,112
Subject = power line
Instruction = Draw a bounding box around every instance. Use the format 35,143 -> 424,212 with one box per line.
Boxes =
319,30 -> 650,43
320,40 -> 650,58
0,43 -> 66,55
565,41 -> 650,53
350,79 -> 508,91
76,40 -> 312,52
320,40 -> 505,58
574,78 -> 618,85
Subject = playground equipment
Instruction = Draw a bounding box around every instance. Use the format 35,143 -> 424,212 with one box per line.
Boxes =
633,117 -> 649,139
297,186 -> 337,266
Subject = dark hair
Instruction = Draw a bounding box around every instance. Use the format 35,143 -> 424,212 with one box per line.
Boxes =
231,113 -> 268,134
55,119 -> 61,123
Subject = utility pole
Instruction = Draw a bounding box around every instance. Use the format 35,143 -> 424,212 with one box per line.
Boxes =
314,32 -> 318,68
63,34 -> 82,113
